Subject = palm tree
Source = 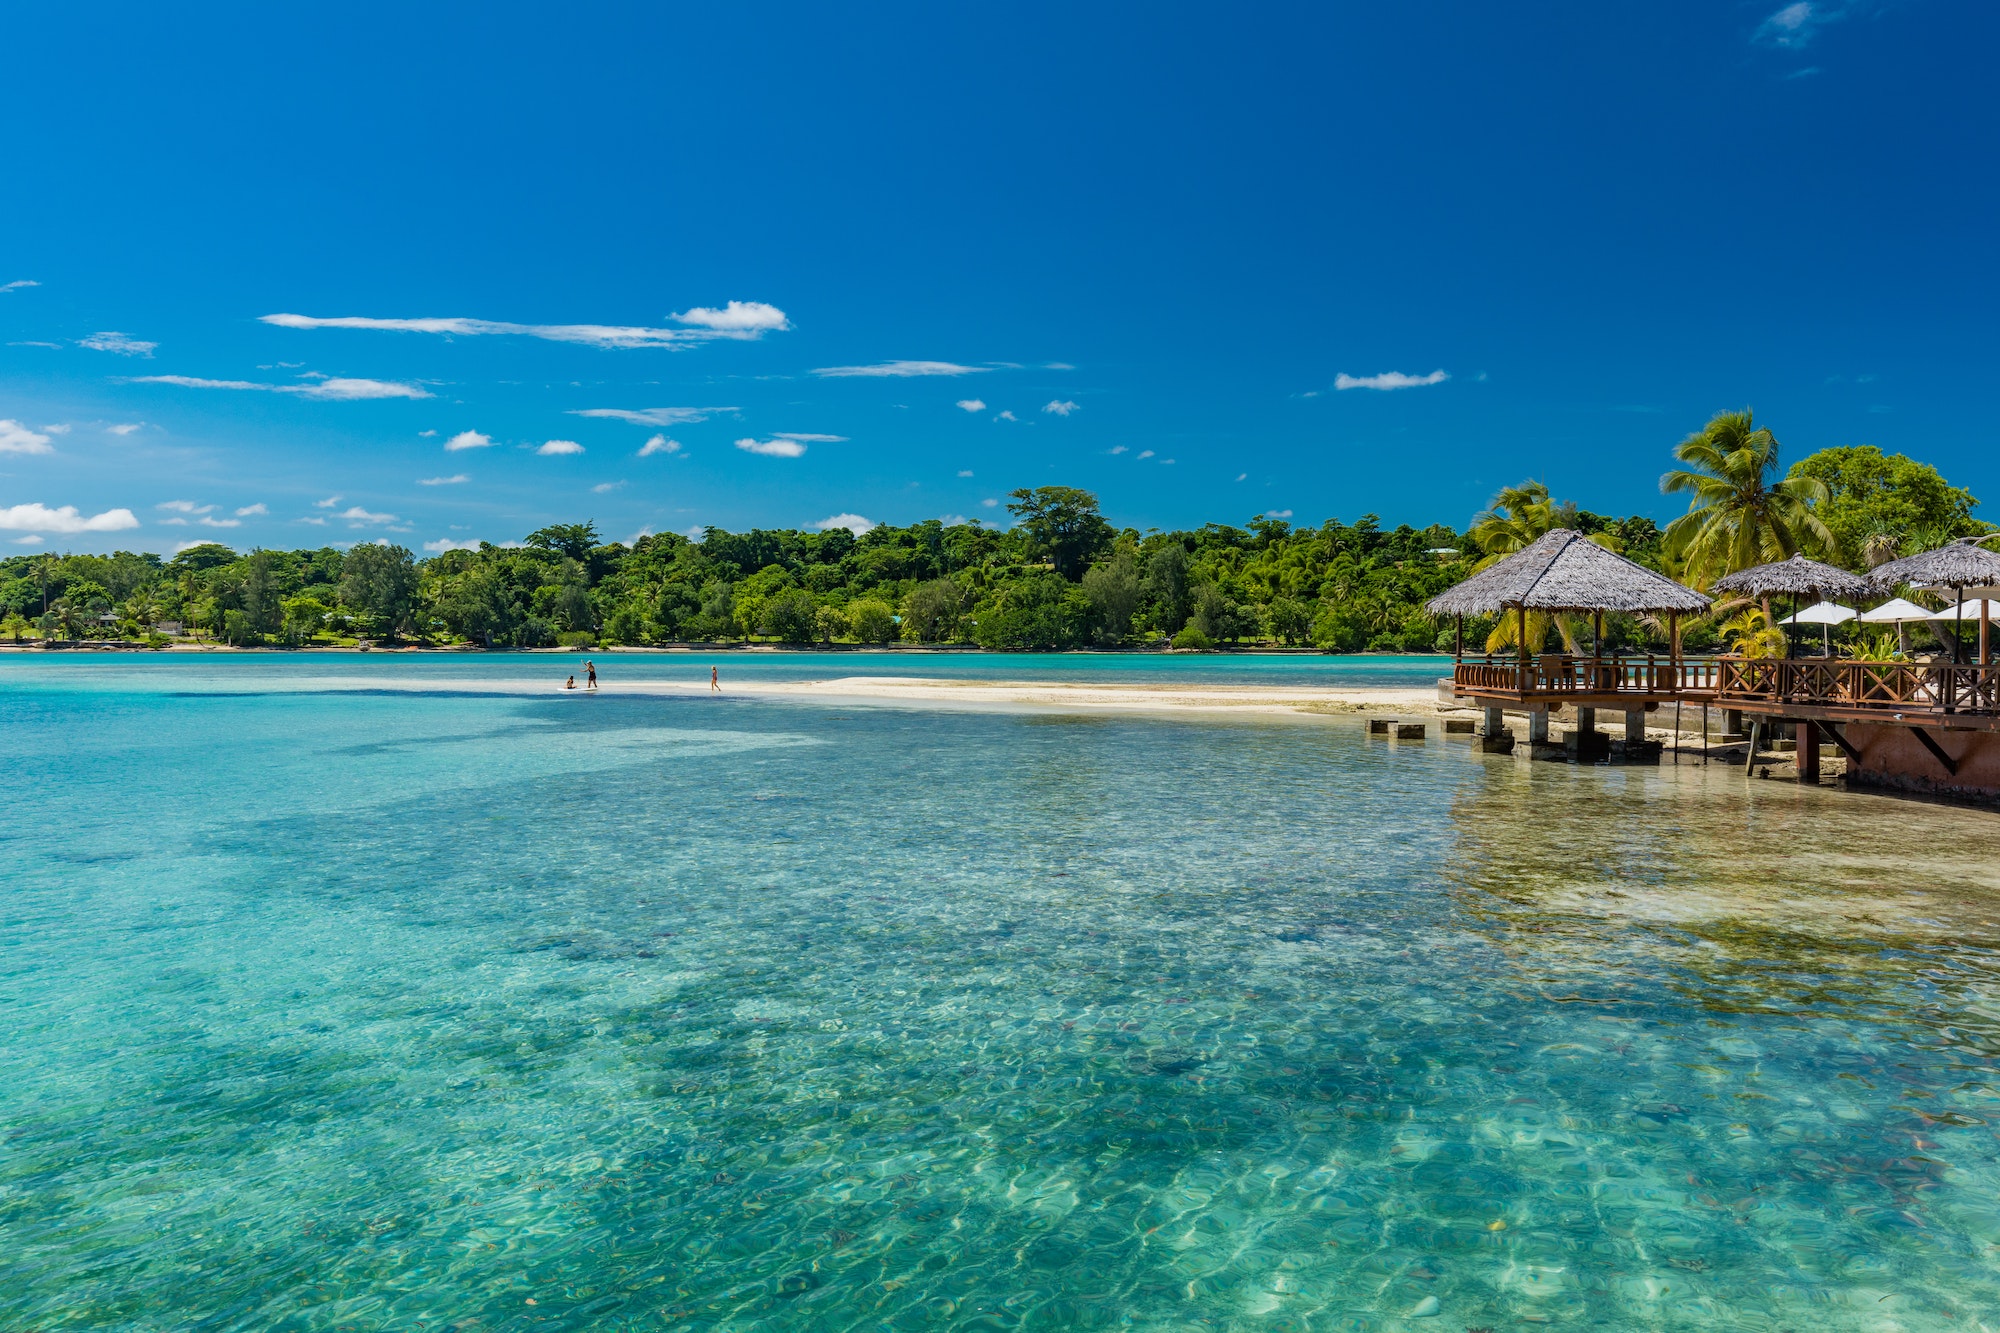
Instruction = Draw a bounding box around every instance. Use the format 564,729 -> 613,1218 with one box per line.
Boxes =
1718,607 -> 1787,660
1469,482 -> 1613,654
1661,410 -> 1831,589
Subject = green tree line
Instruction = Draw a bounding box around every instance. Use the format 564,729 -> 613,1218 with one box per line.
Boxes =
2,425 -> 1984,653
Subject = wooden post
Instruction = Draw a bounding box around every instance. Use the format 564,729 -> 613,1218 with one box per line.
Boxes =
1454,614 -> 1463,661
1518,604 -> 1529,691
1798,719 -> 1820,784
1982,599 -> 1990,666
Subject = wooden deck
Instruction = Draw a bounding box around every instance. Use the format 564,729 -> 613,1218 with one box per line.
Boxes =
1449,654 -> 1718,708
1448,654 -> 2000,732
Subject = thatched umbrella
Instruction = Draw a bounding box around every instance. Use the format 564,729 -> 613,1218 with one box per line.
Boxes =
1709,554 -> 1872,657
1426,528 -> 1709,660
1869,536 -> 2000,664
1868,535 -> 2000,592
1710,553 -> 1871,603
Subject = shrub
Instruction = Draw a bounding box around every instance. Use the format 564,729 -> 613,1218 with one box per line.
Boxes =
848,600 -> 898,644
1171,626 -> 1214,650
557,630 -> 596,648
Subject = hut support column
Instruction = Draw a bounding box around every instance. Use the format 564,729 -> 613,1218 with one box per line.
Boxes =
1482,706 -> 1504,739
1528,710 -> 1550,745
1798,720 -> 1820,784
1982,601 -> 1990,666
1624,710 -> 1646,743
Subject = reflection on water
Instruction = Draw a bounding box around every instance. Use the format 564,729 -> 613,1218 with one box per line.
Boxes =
3,663 -> 2000,1330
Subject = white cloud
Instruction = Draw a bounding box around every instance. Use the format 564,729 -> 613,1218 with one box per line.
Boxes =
1043,399 -> 1079,416
259,303 -> 788,349
1045,362 -> 1075,371
419,474 -> 470,485
0,280 -> 39,294
298,516 -> 327,525
1161,458 -> 1175,465
199,516 -> 241,528
1138,450 -> 1155,459
337,506 -> 397,524
1756,1 -> 1824,47
43,423 -> 71,435
996,410 -> 1018,422
571,406 -> 736,427
938,513 -> 969,526
1107,446 -> 1128,455
735,437 -> 808,457
314,495 -> 341,508
592,481 -> 625,494
424,537 -> 484,552
981,497 -> 999,508
131,374 -> 431,400
13,534 -> 44,545
668,301 -> 790,333
418,428 -> 438,437
1334,369 -> 1449,391
0,502 -> 141,534
638,435 -> 681,457
773,432 -> 846,443
157,500 -> 215,514
159,518 -> 188,526
106,422 -> 143,435
814,512 -> 875,535
0,420 -> 54,455
444,430 -> 494,452
813,360 -> 988,378
957,469 -> 975,477
956,399 -> 986,412
1236,473 -> 1248,482
537,439 -> 584,456
235,503 -> 268,516
78,331 -> 156,357
8,341 -> 61,348
1267,509 -> 1294,519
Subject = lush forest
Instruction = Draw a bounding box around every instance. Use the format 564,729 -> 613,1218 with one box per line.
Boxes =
2,426 -> 1987,654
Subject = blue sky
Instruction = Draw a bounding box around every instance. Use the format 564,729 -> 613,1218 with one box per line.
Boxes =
2,2 -> 1994,554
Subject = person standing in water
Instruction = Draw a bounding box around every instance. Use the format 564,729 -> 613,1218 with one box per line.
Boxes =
710,665 -> 719,693
585,659 -> 598,690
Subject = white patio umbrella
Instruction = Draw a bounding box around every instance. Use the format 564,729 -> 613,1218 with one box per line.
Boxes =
1780,600 -> 1857,654
1928,597 -> 1998,665
1859,597 -> 1934,656
1859,597 -> 1935,623
1928,598 -> 2000,621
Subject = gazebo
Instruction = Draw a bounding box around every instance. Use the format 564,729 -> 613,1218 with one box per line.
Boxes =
1427,529 -> 1712,757
1870,536 -> 2000,665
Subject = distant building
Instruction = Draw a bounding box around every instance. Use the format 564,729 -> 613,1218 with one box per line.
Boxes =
155,621 -> 184,635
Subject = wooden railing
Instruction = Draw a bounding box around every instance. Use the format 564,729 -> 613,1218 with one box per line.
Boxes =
1451,655 -> 1720,699
1713,657 -> 2000,715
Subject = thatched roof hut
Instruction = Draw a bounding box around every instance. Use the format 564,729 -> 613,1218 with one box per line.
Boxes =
1710,553 -> 1871,602
1425,529 -> 1710,616
1869,536 -> 2000,592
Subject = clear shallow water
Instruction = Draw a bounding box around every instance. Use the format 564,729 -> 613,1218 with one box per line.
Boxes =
0,647 -> 1455,692
5,659 -> 2000,1331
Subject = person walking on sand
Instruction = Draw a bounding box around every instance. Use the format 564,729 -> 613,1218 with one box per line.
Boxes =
710,665 -> 720,693
585,659 -> 597,690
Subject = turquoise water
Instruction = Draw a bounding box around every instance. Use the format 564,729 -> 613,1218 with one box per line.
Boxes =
6,657 -> 2000,1330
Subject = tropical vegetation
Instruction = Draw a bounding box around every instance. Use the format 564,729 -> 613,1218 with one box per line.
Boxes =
1,418 -> 1987,655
